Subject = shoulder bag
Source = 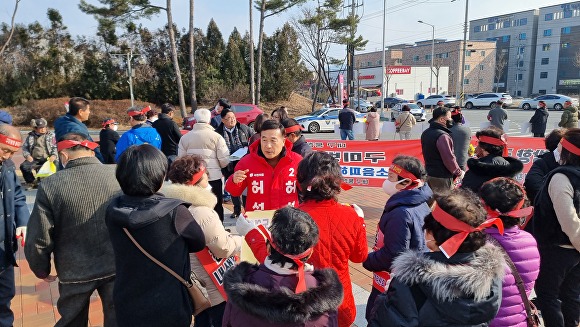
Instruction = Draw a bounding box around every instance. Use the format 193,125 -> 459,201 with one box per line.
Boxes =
497,246 -> 541,327
123,228 -> 212,316
396,113 -> 411,133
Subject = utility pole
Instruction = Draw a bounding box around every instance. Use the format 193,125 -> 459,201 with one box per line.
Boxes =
381,0 -> 387,113
459,0 -> 469,105
346,0 -> 356,105
111,49 -> 140,107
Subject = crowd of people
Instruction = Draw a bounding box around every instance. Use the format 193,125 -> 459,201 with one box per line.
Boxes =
0,96 -> 575,327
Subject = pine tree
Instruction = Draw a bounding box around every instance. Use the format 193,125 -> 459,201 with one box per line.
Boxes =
222,28 -> 248,88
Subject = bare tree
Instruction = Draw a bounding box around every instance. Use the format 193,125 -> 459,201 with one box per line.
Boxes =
433,57 -> 444,94
494,50 -> 508,93
0,0 -> 21,57
189,0 -> 197,112
166,0 -> 186,117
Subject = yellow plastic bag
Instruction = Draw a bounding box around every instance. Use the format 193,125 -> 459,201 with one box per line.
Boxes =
36,160 -> 56,178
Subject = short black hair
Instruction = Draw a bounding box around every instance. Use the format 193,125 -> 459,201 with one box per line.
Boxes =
260,119 -> 285,136
423,188 -> 487,254
479,177 -> 529,228
545,128 -> 566,152
476,127 -> 505,156
116,144 -> 167,196
560,128 -> 580,166
218,98 -> 231,109
220,107 -> 234,119
59,132 -> 94,153
392,155 -> 426,182
146,109 -> 158,119
268,207 -> 319,269
297,151 -> 342,202
402,105 -> 411,112
68,97 -> 90,116
128,106 -> 147,122
451,112 -> 463,123
281,118 -> 302,137
160,103 -> 175,114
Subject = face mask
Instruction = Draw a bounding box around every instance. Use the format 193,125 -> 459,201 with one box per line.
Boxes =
112,125 -> 118,132
382,178 -> 408,196
446,119 -> 454,128
553,148 -> 560,163
205,185 -> 212,191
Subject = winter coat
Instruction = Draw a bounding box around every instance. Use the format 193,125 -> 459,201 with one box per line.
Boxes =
487,107 -> 508,130
363,184 -> 433,318
21,131 -> 57,161
338,107 -> 356,130
24,157 -> 120,282
99,128 -> 120,164
366,112 -> 381,140
395,111 -> 416,133
449,123 -> 472,170
486,227 -> 540,327
368,244 -> 505,327
291,135 -> 313,158
223,261 -> 343,327
523,150 -> 558,203
225,139 -> 302,211
559,105 -> 579,128
529,107 -> 549,134
106,194 -> 206,327
178,123 -> 230,181
461,155 -> 524,192
161,183 -> 242,306
0,159 -> 29,270
152,113 -> 182,157
115,124 -> 162,162
54,114 -> 103,162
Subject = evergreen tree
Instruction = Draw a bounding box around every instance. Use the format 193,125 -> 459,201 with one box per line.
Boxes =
222,28 -> 248,88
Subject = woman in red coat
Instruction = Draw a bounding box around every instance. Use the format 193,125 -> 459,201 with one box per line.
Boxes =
297,151 -> 368,327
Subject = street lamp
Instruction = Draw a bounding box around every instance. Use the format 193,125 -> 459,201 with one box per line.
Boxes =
452,0 -> 469,104
418,20 -> 435,95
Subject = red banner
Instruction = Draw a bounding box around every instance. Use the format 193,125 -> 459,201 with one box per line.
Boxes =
306,137 -> 546,188
387,66 -> 411,74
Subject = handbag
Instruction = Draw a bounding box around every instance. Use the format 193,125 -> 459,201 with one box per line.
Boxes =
123,228 -> 212,316
497,246 -> 541,327
396,113 -> 411,133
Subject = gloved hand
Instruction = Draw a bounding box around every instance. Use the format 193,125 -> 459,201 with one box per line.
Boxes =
235,215 -> 255,236
351,204 -> 364,218
15,227 -> 26,247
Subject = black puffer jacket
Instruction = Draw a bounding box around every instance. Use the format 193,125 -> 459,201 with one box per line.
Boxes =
461,155 -> 523,192
529,107 -> 549,134
368,244 -> 505,327
524,150 -> 559,202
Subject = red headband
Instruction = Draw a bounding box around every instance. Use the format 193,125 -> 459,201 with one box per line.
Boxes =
561,138 -> 580,156
478,135 -> 508,157
431,204 -> 504,258
390,163 -> 420,190
57,140 -> 99,152
257,224 -> 313,293
128,106 -> 151,117
186,166 -> 206,186
102,119 -> 116,128
0,134 -> 22,148
284,125 -> 304,134
451,108 -> 461,116
482,178 -> 533,220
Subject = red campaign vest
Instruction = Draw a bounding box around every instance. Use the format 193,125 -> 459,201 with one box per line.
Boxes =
195,248 -> 238,299
371,225 -> 392,293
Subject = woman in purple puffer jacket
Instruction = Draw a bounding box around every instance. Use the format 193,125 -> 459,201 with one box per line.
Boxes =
480,177 -> 540,327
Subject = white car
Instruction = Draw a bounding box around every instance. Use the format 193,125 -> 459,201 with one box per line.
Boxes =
416,95 -> 456,108
390,103 -> 426,122
295,108 -> 366,133
464,93 -> 513,109
520,94 -> 579,110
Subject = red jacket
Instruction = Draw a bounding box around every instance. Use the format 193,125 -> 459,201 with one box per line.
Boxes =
225,139 -> 302,211
243,199 -> 368,327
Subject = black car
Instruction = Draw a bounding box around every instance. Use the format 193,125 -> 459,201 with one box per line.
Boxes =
375,97 -> 406,108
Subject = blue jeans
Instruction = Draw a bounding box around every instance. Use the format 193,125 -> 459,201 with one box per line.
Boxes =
340,129 -> 354,140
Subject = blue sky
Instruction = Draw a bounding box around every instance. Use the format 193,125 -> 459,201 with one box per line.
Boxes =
0,0 -> 571,59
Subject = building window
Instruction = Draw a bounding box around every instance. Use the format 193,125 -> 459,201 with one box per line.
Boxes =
367,61 -> 372,67
545,13 -> 553,21
503,20 -> 511,28
517,74 -> 523,80
519,33 -> 526,40
479,78 -> 484,84
480,50 -> 485,56
544,29 -> 552,36
465,50 -> 472,57
564,10 -> 573,18
539,89 -> 546,95
395,58 -> 402,64
480,64 -> 485,70
474,25 -> 481,32
463,78 -> 469,85
562,42 -> 570,49
517,90 -> 522,96
464,64 -> 471,71
502,35 -> 510,42
541,58 -> 549,65
520,18 -> 527,25
488,23 -> 496,31
562,26 -> 571,34
540,72 -> 548,79
518,61 -> 524,67
425,54 -> 432,61
413,55 -> 419,62
377,60 -> 382,65
519,47 -> 525,54
542,44 -> 551,51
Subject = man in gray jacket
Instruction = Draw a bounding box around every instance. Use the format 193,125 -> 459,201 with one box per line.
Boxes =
25,132 -> 121,327
487,100 -> 508,131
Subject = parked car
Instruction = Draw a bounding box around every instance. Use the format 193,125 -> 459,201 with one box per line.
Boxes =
464,93 -> 513,109
375,97 -> 406,109
520,94 -> 579,110
416,95 -> 456,108
183,103 -> 263,130
351,98 -> 373,112
390,103 -> 426,122
295,108 -> 366,133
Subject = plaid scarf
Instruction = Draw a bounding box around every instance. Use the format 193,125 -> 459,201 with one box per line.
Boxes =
223,127 -> 245,153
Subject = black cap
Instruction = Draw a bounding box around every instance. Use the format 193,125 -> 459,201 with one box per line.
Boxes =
218,98 -> 231,109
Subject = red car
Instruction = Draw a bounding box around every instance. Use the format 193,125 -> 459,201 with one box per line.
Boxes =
183,103 -> 264,130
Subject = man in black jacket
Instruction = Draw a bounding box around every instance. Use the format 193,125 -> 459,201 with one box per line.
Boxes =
152,103 -> 182,168
281,118 -> 312,158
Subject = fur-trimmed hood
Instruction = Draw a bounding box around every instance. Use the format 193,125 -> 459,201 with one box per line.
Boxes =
224,262 -> 343,324
392,244 -> 505,302
160,182 -> 217,209
466,155 -> 523,177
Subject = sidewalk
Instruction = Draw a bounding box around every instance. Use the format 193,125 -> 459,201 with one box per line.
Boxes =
13,185 -> 386,327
